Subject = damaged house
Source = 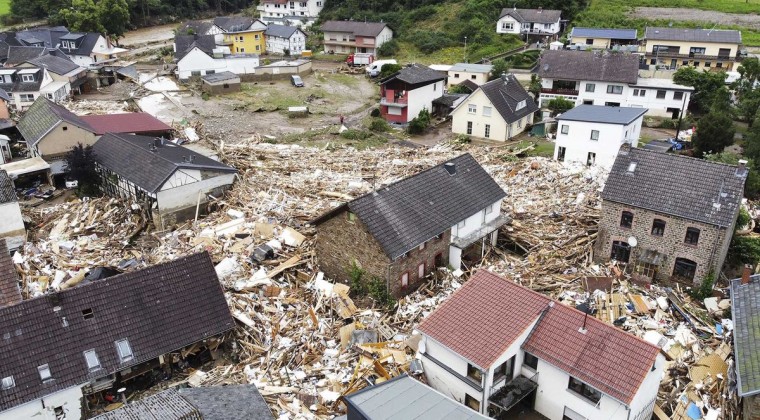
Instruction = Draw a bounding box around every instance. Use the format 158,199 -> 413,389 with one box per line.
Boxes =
312,153 -> 507,297
595,146 -> 746,284
0,171 -> 24,250
417,270 -> 663,420
0,252 -> 235,420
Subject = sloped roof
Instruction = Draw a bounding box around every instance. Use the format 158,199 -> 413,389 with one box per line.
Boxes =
0,239 -> 22,309
79,113 -> 173,135
645,27 -> 742,44
313,154 -> 506,259
731,274 -> 760,396
26,54 -> 80,75
477,74 -> 539,124
321,21 -> 390,37
381,64 -> 445,86
499,8 -> 562,24
0,32 -> 24,61
174,35 -> 217,60
178,20 -> 215,36
557,105 -> 647,125
92,133 -> 236,193
16,27 -> 69,48
0,88 -> 9,102
5,46 -> 48,65
201,71 -> 240,83
17,97 -> 93,147
264,24 -> 302,39
213,16 -> 255,32
0,169 -> 15,205
92,388 -> 199,419
0,252 -> 235,413
538,50 -> 639,84
449,63 -> 492,73
58,32 -> 102,56
570,27 -> 637,40
603,147 -> 746,227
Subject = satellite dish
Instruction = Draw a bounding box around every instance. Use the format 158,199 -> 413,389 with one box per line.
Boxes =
628,236 -> 638,247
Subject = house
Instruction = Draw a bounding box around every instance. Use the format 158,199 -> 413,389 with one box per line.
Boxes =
20,54 -> 88,96
55,32 -> 128,67
321,21 -> 393,56
446,63 -> 492,88
496,8 -> 562,37
201,71 -> 241,94
92,133 -> 237,227
4,45 -> 58,66
553,105 -> 647,169
312,153 -> 507,297
537,50 -> 693,118
174,35 -> 260,80
0,66 -> 72,110
218,17 -> 267,54
417,270 -> 664,419
0,170 -> 23,249
642,27 -> 742,71
0,32 -> 25,64
177,20 -> 224,37
342,374 -> 489,419
730,267 -> 760,419
568,28 -> 638,49
450,74 -> 538,141
79,112 -> 174,137
92,385 -> 272,419
0,252 -> 235,420
264,24 -> 307,55
257,0 -> 324,27
0,239 -> 22,307
379,64 -> 445,124
0,89 -> 11,125
595,147 -> 746,284
432,93 -> 467,118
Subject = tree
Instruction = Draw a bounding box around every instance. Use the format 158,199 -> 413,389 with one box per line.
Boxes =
98,0 -> 130,42
693,110 -> 736,157
489,59 -> 509,81
377,39 -> 399,57
744,115 -> 760,162
57,0 -> 105,34
738,57 -> 760,90
64,144 -> 100,196
547,97 -> 574,116
673,66 -> 728,114
378,63 -> 401,79
738,89 -> 760,127
528,74 -> 541,101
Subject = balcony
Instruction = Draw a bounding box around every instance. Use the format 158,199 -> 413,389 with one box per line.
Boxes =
646,51 -> 740,62
489,372 -> 539,414
541,87 -> 579,96
521,27 -> 556,34
324,39 -> 357,47
380,96 -> 408,107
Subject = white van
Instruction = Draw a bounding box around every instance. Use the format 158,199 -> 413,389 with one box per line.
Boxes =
366,59 -> 398,77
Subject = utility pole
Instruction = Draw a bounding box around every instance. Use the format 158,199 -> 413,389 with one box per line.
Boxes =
464,36 -> 467,63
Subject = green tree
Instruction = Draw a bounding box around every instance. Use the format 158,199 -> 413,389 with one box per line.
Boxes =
98,0 -> 130,42
547,97 -> 574,116
693,110 -> 736,157
64,143 -> 100,196
58,0 -> 105,33
489,59 -> 509,81
738,89 -> 760,127
745,115 -> 760,162
673,66 -> 728,114
377,39 -> 399,57
378,63 -> 401,79
528,74 -> 541,101
737,57 -> 760,90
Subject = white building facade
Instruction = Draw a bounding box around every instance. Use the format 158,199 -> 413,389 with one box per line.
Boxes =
264,26 -> 307,55
257,0 -> 323,27
0,386 -> 83,420
496,8 -> 561,35
176,47 -> 259,80
448,197 -> 503,269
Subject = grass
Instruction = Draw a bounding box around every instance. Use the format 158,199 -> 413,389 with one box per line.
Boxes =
0,0 -> 8,16
510,139 -> 556,158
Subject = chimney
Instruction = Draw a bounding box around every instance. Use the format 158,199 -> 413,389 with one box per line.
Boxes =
742,264 -> 753,285
738,159 -> 748,177
501,72 -> 508,83
444,162 -> 456,175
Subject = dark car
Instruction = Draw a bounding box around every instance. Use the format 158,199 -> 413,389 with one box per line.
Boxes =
291,75 -> 304,87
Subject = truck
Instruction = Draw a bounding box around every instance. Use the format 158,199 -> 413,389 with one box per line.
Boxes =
366,59 -> 397,77
346,53 -> 374,67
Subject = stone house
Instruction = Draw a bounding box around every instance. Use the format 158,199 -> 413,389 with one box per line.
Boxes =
312,153 -> 507,297
595,146 -> 747,285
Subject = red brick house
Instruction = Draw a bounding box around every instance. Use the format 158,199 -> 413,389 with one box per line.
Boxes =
380,64 -> 445,124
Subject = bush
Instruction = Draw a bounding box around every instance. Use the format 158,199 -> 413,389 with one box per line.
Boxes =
409,30 -> 454,54
346,261 -> 396,309
407,108 -> 431,135
689,271 -> 715,300
340,129 -> 372,140
377,39 -> 399,57
379,63 -> 402,79
454,134 -> 471,144
369,118 -> 389,132
547,97 -> 574,116
737,207 -> 751,232
370,108 -> 381,118
727,236 -> 760,267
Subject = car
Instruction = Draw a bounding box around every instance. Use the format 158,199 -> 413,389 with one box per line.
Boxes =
290,75 -> 304,87
65,178 -> 78,189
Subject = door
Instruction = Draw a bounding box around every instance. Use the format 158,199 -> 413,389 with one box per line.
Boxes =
418,263 -> 425,279
434,253 -> 443,268
670,59 -> 677,69
557,146 -> 566,162
586,152 -> 596,167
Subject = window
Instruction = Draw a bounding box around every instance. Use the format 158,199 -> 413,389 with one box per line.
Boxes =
633,89 -> 645,97
464,394 -> 480,411
471,74 -> 476,80
62,126 -> 68,131
563,406 -> 587,420
400,272 -> 408,287
611,240 -> 631,263
454,73 -> 460,78
705,62 -> 711,68
501,22 -> 514,31
466,121 -> 473,135
636,262 -> 657,278
585,83 -> 595,93
82,308 -> 94,319
468,104 -> 476,114
561,124 -> 569,135
483,106 -> 492,117
317,1 -> 321,5
466,364 -> 482,384
605,102 -> 620,107
518,119 -> 522,128
516,100 -> 526,111
585,38 -> 594,45
693,61 -> 700,67
347,211 -> 356,223
606,85 -> 623,94
656,90 -> 666,99
484,124 -> 490,138
673,258 -> 697,281
524,352 -> 538,370
223,83 -> 229,89
21,74 -> 34,82
689,47 -> 706,55
557,146 -> 566,162
115,339 -> 134,363
38,364 -> 52,382
84,350 -> 101,371
685,227 -> 700,245
683,60 -> 689,66
568,377 -> 602,404
419,242 -> 425,251
652,219 -> 666,236
457,220 -> 466,229
674,91 -> 684,101
586,152 -> 596,167
718,48 -> 732,58
493,356 -> 514,384
1,376 -> 14,390
417,262 -> 425,279
717,62 -> 724,68
54,406 -> 65,420
590,130 -> 599,141
620,211 -> 633,228
206,70 -> 215,75
650,58 -> 656,65
191,71 -> 201,77
485,203 -> 495,215
20,94 -> 34,102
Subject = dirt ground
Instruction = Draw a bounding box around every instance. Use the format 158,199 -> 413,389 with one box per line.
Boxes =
631,7 -> 760,30
120,23 -> 178,47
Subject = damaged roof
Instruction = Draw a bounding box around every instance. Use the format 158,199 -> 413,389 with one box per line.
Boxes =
0,235 -> 22,309
538,50 -> 639,84
312,153 -> 506,259
0,169 -> 15,205
0,252 -> 235,413
17,97 -> 93,147
499,8 -> 561,24
603,147 -> 746,227
476,74 -> 539,124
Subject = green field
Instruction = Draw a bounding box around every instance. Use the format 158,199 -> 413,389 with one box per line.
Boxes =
0,0 -> 9,16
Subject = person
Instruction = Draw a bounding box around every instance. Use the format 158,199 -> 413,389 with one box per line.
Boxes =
340,115 -> 345,125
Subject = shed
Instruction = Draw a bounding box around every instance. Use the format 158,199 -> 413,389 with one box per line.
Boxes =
201,71 -> 241,94
549,41 -> 564,50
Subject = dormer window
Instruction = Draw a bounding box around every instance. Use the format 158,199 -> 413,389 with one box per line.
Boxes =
21,74 -> 34,82
1,376 -> 14,390
516,100 -> 526,110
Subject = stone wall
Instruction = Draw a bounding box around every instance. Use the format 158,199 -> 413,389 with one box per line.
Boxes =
744,395 -> 760,420
595,200 -> 732,284
388,231 -> 450,297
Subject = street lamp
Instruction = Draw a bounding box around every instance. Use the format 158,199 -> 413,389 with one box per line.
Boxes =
464,36 -> 467,63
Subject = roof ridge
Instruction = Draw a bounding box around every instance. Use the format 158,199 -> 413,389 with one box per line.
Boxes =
110,132 -> 182,168
630,146 -> 742,170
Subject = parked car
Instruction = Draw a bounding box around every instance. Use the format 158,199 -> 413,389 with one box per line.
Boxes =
291,75 -> 304,87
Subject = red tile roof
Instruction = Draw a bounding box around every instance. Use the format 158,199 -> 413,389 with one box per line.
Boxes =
418,270 -> 660,406
79,113 -> 173,136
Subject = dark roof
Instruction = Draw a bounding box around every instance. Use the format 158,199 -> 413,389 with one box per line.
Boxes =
16,27 -> 69,49
645,27 -> 742,44
640,140 -> 675,153
313,154 -> 506,259
477,74 -> 539,124
456,79 -> 479,93
320,21 -> 390,37
178,20 -> 215,36
0,252 -> 235,413
264,24 -> 302,39
0,89 -> 9,102
0,67 -> 45,94
92,388 -> 199,419
344,374 -> 488,419
732,274 -> 760,396
92,133 -> 237,193
79,113 -> 173,135
58,32 -> 102,56
557,105 -> 647,125
538,50 -> 639,84
174,35 -> 217,60
499,8 -> 562,24
0,33 -> 24,62
5,46 -> 48,65
26,54 -> 79,75
0,169 -> 15,204
0,239 -> 21,309
381,64 -> 445,87
432,93 -> 467,108
570,27 -> 637,40
17,97 -> 92,147
603,147 -> 746,227
213,16 -> 255,32
201,71 -> 240,84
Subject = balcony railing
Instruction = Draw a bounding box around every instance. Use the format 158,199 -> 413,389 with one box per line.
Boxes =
380,97 -> 408,107
521,28 -> 556,34
541,87 -> 579,96
646,51 -> 739,61
489,372 -> 539,413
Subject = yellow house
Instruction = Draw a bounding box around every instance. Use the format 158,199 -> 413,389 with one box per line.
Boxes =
643,27 -> 742,71
219,18 -> 267,54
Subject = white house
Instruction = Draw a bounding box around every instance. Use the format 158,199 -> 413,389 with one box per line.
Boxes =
496,8 -> 562,36
0,66 -> 72,110
321,21 -> 393,56
450,74 -> 538,141
257,0 -> 323,27
417,270 -> 664,420
538,50 -> 693,118
174,35 -> 260,80
264,25 -> 308,55
554,105 -> 647,169
447,63 -> 492,88
0,170 -> 23,248
92,133 -> 238,227
57,33 -> 128,68
380,64 -> 445,124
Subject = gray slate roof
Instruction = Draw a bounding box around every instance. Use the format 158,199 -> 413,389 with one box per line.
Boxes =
213,16 -> 255,32
603,147 -> 746,228
0,239 -> 22,309
381,64 -> 445,86
645,27 -> 742,44
26,54 -> 79,75
16,27 -> 69,49
17,97 -> 92,147
557,105 -> 647,125
344,375 -> 488,419
570,27 -> 638,40
92,133 -> 237,193
265,24 -> 302,39
93,388 -> 200,419
538,50 -> 639,84
0,169 -> 15,204
313,153 -> 506,259
499,8 -> 562,24
5,46 -> 48,65
58,32 -> 102,57
321,21 -> 390,37
0,89 -> 9,103
732,275 -> 760,396
174,35 -> 217,60
201,71 -> 240,83
478,74 -> 539,124
0,252 -> 235,413
178,20 -> 215,36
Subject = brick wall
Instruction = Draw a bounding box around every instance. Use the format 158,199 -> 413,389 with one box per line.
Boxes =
388,231 -> 450,297
595,200 -> 732,284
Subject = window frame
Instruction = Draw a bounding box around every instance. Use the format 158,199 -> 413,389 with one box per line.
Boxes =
561,124 -> 569,135
523,352 -> 538,370
673,258 -> 697,281
590,130 -> 599,141
464,393 -> 480,411
466,121 -> 473,135
656,90 -> 667,99
83,349 -> 101,371
606,85 -> 623,94
567,377 -> 602,405
483,106 -> 492,117
115,339 -> 134,363
685,227 -> 700,245
347,211 -> 356,223
585,83 -> 595,93
673,91 -> 684,101
38,364 -> 52,382
400,272 -> 409,288
484,124 -> 491,138
620,211 -> 634,228
466,363 -> 483,385
651,219 -> 666,236
1,376 -> 14,390
467,104 -> 477,114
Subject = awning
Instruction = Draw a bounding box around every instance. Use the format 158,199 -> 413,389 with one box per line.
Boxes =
489,375 -> 539,412
451,214 -> 510,249
0,157 -> 51,178
639,249 -> 666,265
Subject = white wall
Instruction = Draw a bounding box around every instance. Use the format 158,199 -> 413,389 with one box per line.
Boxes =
447,70 -> 489,88
266,32 -> 307,55
626,87 -> 691,118
496,16 -> 521,34
451,89 -> 533,141
0,201 -> 24,238
156,172 -> 235,213
406,80 -> 444,123
448,198 -> 502,268
627,354 -> 665,418
375,26 -> 394,51
553,118 -> 642,170
0,386 -> 83,420
177,49 -> 259,79
69,54 -> 94,67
